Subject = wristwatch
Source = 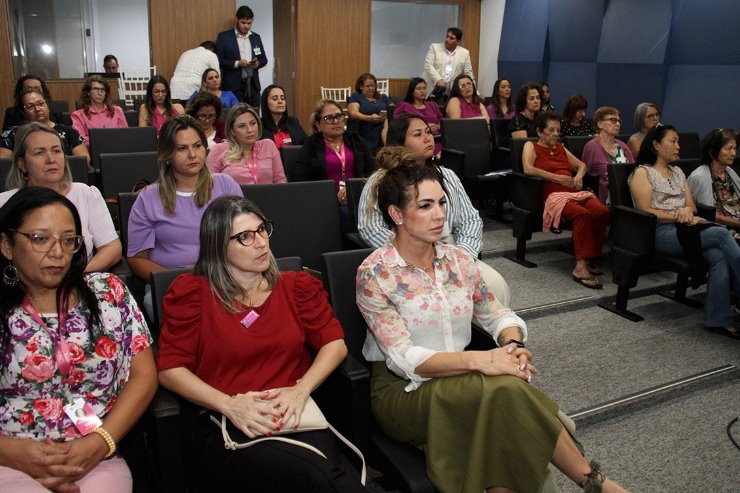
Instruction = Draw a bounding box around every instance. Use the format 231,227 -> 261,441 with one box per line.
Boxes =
501,338 -> 525,348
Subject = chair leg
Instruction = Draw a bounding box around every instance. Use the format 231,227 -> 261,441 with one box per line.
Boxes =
657,274 -> 703,308
597,285 -> 645,322
504,236 -> 537,268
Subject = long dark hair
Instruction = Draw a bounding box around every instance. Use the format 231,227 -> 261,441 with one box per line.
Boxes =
489,78 -> 512,118
403,78 -> 426,104
145,75 -> 175,125
0,187 -> 101,363
260,84 -> 290,132
637,124 -> 677,164
449,74 -> 482,105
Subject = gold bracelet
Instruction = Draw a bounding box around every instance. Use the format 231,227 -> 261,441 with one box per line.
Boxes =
90,427 -> 116,458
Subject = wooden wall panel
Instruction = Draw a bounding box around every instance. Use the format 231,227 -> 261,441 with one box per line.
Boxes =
0,2 -> 14,112
273,0 -> 296,114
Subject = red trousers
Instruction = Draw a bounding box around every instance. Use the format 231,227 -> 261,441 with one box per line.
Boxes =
562,197 -> 610,260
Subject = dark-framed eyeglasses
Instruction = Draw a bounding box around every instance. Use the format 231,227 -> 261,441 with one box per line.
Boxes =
8,230 -> 83,253
23,100 -> 47,111
321,113 -> 345,124
604,117 -> 622,124
196,113 -> 217,121
229,221 -> 274,247
646,112 -> 661,120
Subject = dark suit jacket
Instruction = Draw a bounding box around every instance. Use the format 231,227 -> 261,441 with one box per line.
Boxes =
216,28 -> 268,95
293,132 -> 377,182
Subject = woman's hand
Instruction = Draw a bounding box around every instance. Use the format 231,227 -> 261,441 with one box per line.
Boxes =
223,391 -> 279,439
1,438 -> 84,492
572,175 -> 583,190
556,174 -> 574,188
676,207 -> 694,224
262,386 -> 311,431
469,343 -> 537,382
337,187 -> 347,205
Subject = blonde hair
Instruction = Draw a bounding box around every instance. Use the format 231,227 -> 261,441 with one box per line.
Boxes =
365,146 -> 417,213
223,104 -> 263,163
6,123 -> 73,190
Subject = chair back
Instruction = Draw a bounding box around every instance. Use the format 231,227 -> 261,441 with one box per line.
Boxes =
118,67 -> 157,108
279,145 -> 301,181
440,118 -> 492,176
678,132 -> 701,159
89,127 -> 157,171
563,135 -> 592,161
376,79 -> 389,97
0,158 -> 10,192
607,163 -> 638,208
491,118 -> 511,149
345,177 -> 367,233
320,87 -> 351,104
67,155 -> 90,185
239,180 -> 342,271
60,111 -> 73,126
509,137 -> 538,174
99,151 -> 159,198
117,192 -> 139,253
123,110 -> 138,127
672,158 -> 701,180
321,249 -> 374,362
49,100 -> 70,115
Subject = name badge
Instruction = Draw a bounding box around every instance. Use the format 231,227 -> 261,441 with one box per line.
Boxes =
64,398 -> 103,435
241,309 -> 260,329
254,47 -> 262,55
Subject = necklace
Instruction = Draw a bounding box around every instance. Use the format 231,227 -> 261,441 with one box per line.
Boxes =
243,277 -> 265,306
325,139 -> 342,151
393,240 -> 435,272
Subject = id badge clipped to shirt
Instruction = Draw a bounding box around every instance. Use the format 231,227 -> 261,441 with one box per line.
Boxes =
64,398 -> 103,435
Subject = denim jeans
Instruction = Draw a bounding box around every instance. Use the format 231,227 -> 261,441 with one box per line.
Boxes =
655,223 -> 740,326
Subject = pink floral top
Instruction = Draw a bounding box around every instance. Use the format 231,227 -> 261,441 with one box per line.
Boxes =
356,243 -> 526,391
630,165 -> 688,211
0,273 -> 152,441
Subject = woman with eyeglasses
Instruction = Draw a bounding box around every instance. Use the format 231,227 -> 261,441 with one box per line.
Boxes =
207,104 -> 286,185
71,75 -> 128,148
187,68 -> 238,111
630,125 -> 740,340
581,107 -> 634,203
0,186 -> 157,493
294,99 -> 376,205
138,75 -> 185,135
157,196 -> 366,492
627,103 -> 661,158
186,92 -> 225,147
127,115 -> 242,317
347,73 -> 391,151
0,89 -> 90,167
3,75 -> 62,132
0,123 -> 121,272
446,74 -> 489,120
260,84 -> 308,150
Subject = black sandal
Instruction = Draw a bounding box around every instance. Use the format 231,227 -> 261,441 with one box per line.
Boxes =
705,325 -> 740,340
581,460 -> 605,492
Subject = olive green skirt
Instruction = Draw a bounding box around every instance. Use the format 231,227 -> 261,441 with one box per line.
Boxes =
371,362 -> 563,493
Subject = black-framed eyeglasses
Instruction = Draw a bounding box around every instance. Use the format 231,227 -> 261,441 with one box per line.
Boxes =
321,113 -> 345,124
196,113 -> 217,121
23,101 -> 47,111
9,230 -> 83,253
229,221 -> 273,247
604,117 -> 622,124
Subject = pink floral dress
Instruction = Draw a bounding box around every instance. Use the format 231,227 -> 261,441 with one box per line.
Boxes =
0,273 -> 152,441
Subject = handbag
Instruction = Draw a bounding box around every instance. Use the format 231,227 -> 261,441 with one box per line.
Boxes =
210,396 -> 366,485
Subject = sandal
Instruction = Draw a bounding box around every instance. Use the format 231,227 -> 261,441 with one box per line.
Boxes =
572,275 -> 603,290
705,325 -> 740,340
581,460 -> 605,492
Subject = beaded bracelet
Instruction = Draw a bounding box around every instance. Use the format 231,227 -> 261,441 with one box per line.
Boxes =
90,427 -> 117,458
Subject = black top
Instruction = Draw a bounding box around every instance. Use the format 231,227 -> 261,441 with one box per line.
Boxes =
0,123 -> 84,154
3,107 -> 61,132
293,131 -> 377,182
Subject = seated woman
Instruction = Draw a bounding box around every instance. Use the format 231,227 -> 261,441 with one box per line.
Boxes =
627,103 -> 661,158
157,195 -> 366,492
356,163 -> 628,493
486,78 -> 516,120
0,186 -> 157,492
0,89 -> 90,167
630,125 -> 740,339
347,73 -> 391,151
127,115 -> 242,315
445,74 -> 489,120
187,68 -> 238,111
260,84 -> 308,149
358,116 -> 510,307
509,82 -> 542,140
560,94 -> 595,137
0,123 -> 121,272
138,76 -> 185,135
207,104 -> 286,185
185,92 -> 225,147
688,129 -> 740,235
581,106 -> 635,203
522,111 -> 610,289
71,75 -> 128,147
393,78 -> 443,154
3,75 -> 61,131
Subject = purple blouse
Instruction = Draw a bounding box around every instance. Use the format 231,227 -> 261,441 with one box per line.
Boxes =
324,143 -> 356,191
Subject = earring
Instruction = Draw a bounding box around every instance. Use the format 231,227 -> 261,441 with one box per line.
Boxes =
396,221 -> 403,225
3,265 -> 18,287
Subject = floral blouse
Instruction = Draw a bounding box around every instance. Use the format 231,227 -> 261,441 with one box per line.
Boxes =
632,165 -> 688,211
356,243 -> 527,391
0,273 -> 152,441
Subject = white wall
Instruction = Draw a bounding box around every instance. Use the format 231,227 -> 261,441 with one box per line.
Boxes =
91,0 -> 150,71
478,0 -> 506,98
236,0 -> 274,90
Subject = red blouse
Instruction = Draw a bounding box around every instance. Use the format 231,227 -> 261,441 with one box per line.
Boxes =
156,271 -> 345,395
533,142 -> 574,198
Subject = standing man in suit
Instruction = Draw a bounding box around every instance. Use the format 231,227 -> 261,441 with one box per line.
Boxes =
423,27 -> 475,103
216,6 -> 267,109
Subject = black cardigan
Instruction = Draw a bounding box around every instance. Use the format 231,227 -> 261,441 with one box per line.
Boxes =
293,131 -> 377,182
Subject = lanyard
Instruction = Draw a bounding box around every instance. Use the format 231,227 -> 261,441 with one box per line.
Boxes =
22,294 -> 72,378
244,147 -> 260,184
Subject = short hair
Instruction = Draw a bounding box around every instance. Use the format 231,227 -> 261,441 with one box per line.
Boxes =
12,75 -> 52,107
6,123 -> 73,190
157,115 -> 213,215
200,41 -> 216,52
449,74 -> 482,106
79,75 -> 115,117
223,104 -> 263,162
447,27 -> 463,41
633,102 -> 660,133
535,111 -> 562,132
310,99 -> 343,133
185,92 -> 223,121
561,94 -> 588,123
103,54 -> 118,64
489,78 -> 512,118
403,77 -> 426,104
386,114 -> 430,148
355,73 -> 380,99
592,106 -> 620,132
193,195 -> 280,313
515,82 -> 542,113
377,164 -> 444,229
236,6 -> 254,20
200,68 -> 220,92
144,75 -> 176,126
0,186 -> 100,361
637,124 -> 678,164
701,128 -> 738,164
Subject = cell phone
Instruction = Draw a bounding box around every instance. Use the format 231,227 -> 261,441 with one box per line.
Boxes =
380,110 -> 387,118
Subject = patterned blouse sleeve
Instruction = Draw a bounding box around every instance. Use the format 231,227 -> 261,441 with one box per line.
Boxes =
356,262 -> 437,386
93,273 -> 152,357
292,272 -> 344,352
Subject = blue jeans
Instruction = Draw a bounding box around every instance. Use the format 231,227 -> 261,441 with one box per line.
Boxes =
655,223 -> 740,326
